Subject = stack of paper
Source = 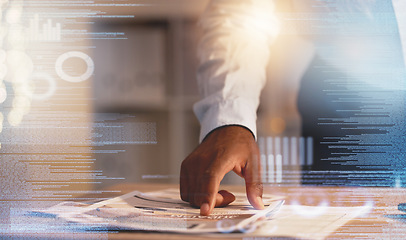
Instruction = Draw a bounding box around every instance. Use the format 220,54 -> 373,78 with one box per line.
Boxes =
32,189 -> 285,233
31,188 -> 370,239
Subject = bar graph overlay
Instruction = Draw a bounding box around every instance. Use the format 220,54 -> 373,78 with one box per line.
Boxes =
258,136 -> 313,185
27,14 -> 61,42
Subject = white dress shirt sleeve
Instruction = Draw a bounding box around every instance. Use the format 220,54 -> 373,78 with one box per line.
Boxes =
392,0 -> 406,69
193,0 -> 279,142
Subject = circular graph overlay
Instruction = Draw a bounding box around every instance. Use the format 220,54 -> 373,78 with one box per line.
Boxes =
29,72 -> 56,100
216,219 -> 236,233
55,51 -> 94,83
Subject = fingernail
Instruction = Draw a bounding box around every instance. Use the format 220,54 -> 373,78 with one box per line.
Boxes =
257,197 -> 265,209
200,203 -> 210,216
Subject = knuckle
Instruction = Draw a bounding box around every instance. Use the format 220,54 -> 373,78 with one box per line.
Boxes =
201,169 -> 218,181
247,179 -> 263,190
253,182 -> 263,190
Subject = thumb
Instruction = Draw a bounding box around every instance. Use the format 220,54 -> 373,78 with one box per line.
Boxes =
198,164 -> 233,215
198,175 -> 220,216
216,190 -> 236,207
200,190 -> 236,215
244,155 -> 264,210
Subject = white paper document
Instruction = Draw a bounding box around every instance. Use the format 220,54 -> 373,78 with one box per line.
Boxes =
32,188 -> 285,233
252,204 -> 371,240
31,188 -> 370,238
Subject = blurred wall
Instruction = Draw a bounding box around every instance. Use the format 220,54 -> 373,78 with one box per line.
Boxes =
91,4 -> 205,187
90,0 -> 304,187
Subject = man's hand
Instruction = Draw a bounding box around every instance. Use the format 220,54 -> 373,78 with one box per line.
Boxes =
180,125 -> 264,216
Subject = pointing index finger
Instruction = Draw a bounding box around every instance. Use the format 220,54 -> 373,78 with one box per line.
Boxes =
244,154 -> 264,210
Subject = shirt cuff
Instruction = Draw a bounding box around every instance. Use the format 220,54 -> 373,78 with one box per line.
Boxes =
193,97 -> 258,143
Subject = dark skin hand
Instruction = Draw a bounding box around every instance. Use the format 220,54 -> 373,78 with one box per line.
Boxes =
180,125 -> 264,216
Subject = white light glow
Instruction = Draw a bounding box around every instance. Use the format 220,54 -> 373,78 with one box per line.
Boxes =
6,7 -> 22,24
12,96 -> 31,114
7,25 -> 25,47
8,109 -> 23,126
0,112 -> 3,134
241,1 -> 279,38
290,200 -> 329,218
0,49 -> 6,62
0,63 -> 7,79
29,72 -> 57,100
0,87 -> 6,103
6,50 -> 33,82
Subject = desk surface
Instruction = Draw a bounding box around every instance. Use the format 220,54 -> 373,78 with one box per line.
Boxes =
4,183 -> 406,239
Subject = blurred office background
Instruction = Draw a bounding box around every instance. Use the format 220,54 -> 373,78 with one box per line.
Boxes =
0,1 -> 303,216
2,0 -> 405,229
89,0 -> 303,188
91,1 -> 206,187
